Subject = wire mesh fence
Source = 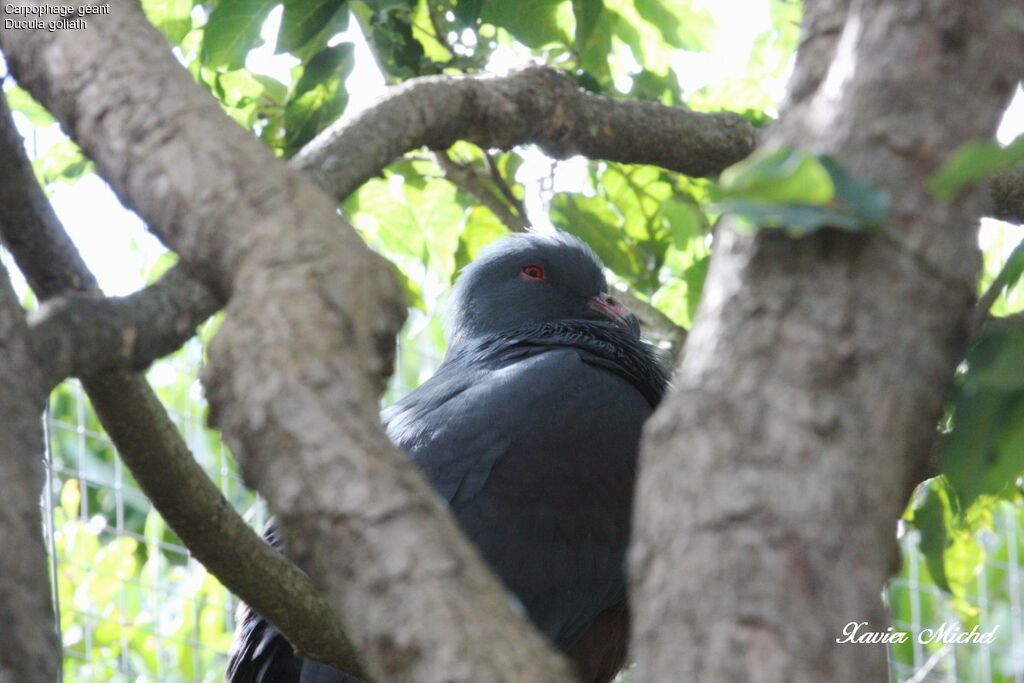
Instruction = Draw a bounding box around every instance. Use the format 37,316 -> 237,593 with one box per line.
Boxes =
889,505 -> 1024,683
40,332 -> 448,682
12,244 -> 1023,682
43,341 -> 267,682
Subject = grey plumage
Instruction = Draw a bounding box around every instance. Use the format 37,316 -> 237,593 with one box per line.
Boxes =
227,231 -> 668,683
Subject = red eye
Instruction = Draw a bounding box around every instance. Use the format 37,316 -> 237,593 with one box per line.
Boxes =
521,264 -> 546,280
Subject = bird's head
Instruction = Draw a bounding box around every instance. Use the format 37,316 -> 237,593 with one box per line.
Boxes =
447,231 -> 640,343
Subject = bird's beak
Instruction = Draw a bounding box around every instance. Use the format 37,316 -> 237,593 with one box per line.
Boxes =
588,293 -> 641,337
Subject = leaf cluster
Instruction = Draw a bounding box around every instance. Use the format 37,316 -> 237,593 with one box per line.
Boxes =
714,146 -> 889,236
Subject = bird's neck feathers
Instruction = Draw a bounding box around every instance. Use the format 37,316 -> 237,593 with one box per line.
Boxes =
445,320 -> 671,408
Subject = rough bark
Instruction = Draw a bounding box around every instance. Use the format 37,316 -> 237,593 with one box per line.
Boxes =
4,2 -> 1019,682
0,261 -> 58,682
630,2 -> 1024,681
28,264 -> 219,389
0,5 -> 574,681
85,371 -> 371,679
294,65 -> 757,202
0,89 -> 367,676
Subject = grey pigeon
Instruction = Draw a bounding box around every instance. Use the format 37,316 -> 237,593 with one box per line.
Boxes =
227,231 -> 669,683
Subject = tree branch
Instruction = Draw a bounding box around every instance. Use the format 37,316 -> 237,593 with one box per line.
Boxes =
425,0 -> 453,56
434,150 -> 530,232
972,250 -> 1021,334
27,263 -> 220,390
83,370 -> 371,680
0,88 -> 368,677
614,289 -> 687,363
1,6 -> 574,681
0,259 -> 58,683
484,151 -> 528,218
631,1 -> 1024,680
294,65 -> 757,202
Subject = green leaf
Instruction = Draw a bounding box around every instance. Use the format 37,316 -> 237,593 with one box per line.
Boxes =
997,240 -> 1024,294
910,480 -> 953,592
995,397 -> 1024,469
346,177 -> 422,258
604,0 -> 710,69
389,259 -> 425,311
387,159 -> 429,190
217,70 -> 268,104
141,0 -> 193,45
405,180 -> 463,282
551,193 -> 640,279
650,279 -> 688,327
253,73 -> 290,104
292,41 -> 352,96
719,146 -> 835,205
283,43 -> 354,154
713,200 -> 867,237
818,155 -> 888,227
4,86 -> 54,126
482,0 -> 571,48
277,0 -> 348,53
634,0 -> 711,51
495,151 -> 525,192
576,7 -> 615,86
981,239 -> 1024,315
942,328 -> 1024,509
358,0 -> 415,10
453,0 -> 485,27
942,393 -> 1007,509
572,0 -> 603,51
33,140 -> 91,188
716,152 -> 888,236
630,68 -> 682,105
368,6 -> 433,78
906,478 -> 985,623
661,198 -> 704,249
455,206 -> 509,274
214,70 -> 286,129
411,1 -> 454,62
570,69 -> 602,93
201,0 -> 277,70
930,134 -> 1024,200
683,253 -> 709,323
967,329 -> 1024,391
651,251 -> 707,330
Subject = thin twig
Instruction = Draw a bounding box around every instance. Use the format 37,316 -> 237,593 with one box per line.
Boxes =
435,150 -> 530,232
484,150 -> 528,218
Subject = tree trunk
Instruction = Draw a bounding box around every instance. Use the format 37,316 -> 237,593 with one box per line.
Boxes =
631,1 -> 1024,681
0,261 -> 58,683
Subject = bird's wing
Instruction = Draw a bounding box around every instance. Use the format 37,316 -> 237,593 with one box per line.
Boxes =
226,601 -> 304,683
385,347 -> 652,651
228,345 -> 651,680
383,358 -> 511,504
